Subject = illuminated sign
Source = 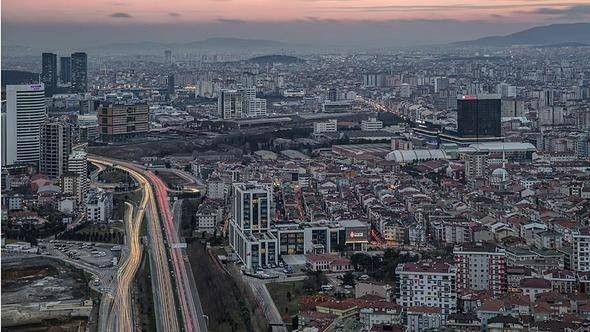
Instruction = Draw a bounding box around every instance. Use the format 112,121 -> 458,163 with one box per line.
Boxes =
462,95 -> 477,100
30,84 -> 43,91
345,226 -> 369,244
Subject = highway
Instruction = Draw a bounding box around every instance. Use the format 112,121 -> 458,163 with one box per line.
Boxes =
90,156 -> 204,331
89,157 -> 180,332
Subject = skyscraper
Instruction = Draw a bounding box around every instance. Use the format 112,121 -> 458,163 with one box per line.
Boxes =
164,50 -> 172,63
40,120 -> 73,178
60,56 -> 71,84
71,52 -> 88,93
218,89 -> 243,119
457,94 -> 501,139
41,53 -> 57,96
167,74 -> 175,96
4,84 -> 47,166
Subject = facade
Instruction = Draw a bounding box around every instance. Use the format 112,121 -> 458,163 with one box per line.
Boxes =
68,150 -> 88,204
228,182 -> 278,270
464,152 -> 489,182
361,117 -> 384,131
218,89 -> 243,119
454,242 -> 507,295
457,94 -> 501,138
85,189 -> 113,223
61,172 -> 82,205
71,52 -> 88,93
4,84 -> 47,166
40,121 -> 73,179
572,228 -> 590,272
60,56 -> 71,84
313,119 -> 338,134
97,103 -> 150,142
396,260 -> 457,317
41,53 -> 58,96
306,253 -> 352,272
245,98 -> 267,117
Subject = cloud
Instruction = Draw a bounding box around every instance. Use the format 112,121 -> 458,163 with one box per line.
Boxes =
517,4 -> 590,19
320,2 -> 582,13
110,12 -> 133,18
216,18 -> 245,23
169,13 -> 181,17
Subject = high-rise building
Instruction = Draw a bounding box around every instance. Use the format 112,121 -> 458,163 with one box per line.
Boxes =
97,103 -> 150,142
71,52 -> 88,93
396,260 -> 457,317
164,50 -> 172,63
167,74 -> 175,96
572,228 -> 590,272
228,182 -> 278,270
434,77 -> 449,93
218,89 -> 243,119
68,150 -> 88,204
41,53 -> 58,96
457,94 -> 501,138
239,87 -> 266,117
454,242 -> 507,295
496,83 -> 516,98
328,88 -> 338,102
60,56 -> 71,84
464,152 -> 489,182
400,83 -> 411,98
40,121 -> 73,178
3,84 -> 47,166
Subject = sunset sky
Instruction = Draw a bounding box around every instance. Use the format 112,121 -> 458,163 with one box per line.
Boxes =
2,0 -> 590,48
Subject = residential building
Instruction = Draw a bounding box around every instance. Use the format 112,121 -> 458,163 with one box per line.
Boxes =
572,228 -> 590,272
67,150 -> 88,204
313,119 -> 338,134
361,117 -> 383,131
40,121 -> 73,178
454,242 -> 507,295
85,188 -> 113,223
395,260 -> 457,317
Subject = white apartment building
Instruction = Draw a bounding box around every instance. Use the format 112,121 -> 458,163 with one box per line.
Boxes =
454,242 -> 507,295
85,188 -> 113,223
361,117 -> 383,131
68,150 -> 89,204
572,228 -> 590,272
313,119 -> 337,134
395,260 -> 457,317
218,89 -> 243,119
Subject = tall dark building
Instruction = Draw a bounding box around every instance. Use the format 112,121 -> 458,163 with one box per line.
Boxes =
41,53 -> 58,96
328,88 -> 338,102
457,94 -> 502,138
60,56 -> 71,84
167,74 -> 175,96
71,52 -> 88,93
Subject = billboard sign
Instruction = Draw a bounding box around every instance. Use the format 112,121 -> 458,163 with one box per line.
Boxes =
345,226 -> 369,244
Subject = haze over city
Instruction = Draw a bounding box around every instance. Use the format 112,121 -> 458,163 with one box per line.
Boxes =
2,1 -> 590,332
3,0 -> 590,48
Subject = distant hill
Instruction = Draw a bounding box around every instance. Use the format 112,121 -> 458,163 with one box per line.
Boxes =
247,55 -> 304,64
454,23 -> 590,46
1,70 -> 39,87
101,37 -> 286,51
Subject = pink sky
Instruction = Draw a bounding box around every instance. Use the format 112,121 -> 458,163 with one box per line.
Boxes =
3,0 -> 590,23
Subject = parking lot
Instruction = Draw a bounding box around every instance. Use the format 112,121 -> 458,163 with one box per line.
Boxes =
39,240 -> 119,268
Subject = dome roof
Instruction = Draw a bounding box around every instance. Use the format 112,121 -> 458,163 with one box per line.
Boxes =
491,168 -> 508,182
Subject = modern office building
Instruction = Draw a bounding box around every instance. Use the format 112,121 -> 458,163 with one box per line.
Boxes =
396,260 -> 457,317
71,52 -> 88,93
41,53 -> 58,96
167,74 -> 175,96
218,89 -> 243,119
328,87 -> 338,102
40,120 -> 73,178
228,182 -> 278,270
457,94 -> 501,139
164,50 -> 172,63
97,103 -> 149,142
60,56 -> 71,84
434,77 -> 449,93
454,242 -> 507,295
68,150 -> 88,204
3,84 -> 47,166
238,87 -> 267,117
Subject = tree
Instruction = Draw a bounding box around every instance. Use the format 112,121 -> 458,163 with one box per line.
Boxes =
342,272 -> 355,286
